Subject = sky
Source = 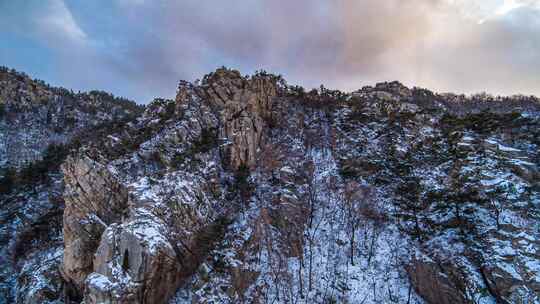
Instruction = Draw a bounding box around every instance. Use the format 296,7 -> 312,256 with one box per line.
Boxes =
1,0 -> 539,103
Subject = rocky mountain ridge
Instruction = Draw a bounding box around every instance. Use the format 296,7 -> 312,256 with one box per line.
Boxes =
0,67 -> 142,304
1,67 -> 539,304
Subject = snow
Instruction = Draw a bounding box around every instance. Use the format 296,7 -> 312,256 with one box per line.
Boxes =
249,147 -> 421,303
484,138 -> 522,152
130,177 -> 160,201
496,262 -> 522,281
509,158 -> 536,167
480,174 -> 511,187
86,273 -> 113,291
497,144 -> 521,152
125,208 -> 173,254
279,166 -> 295,174
493,241 -> 518,257
523,260 -> 540,279
107,135 -> 120,142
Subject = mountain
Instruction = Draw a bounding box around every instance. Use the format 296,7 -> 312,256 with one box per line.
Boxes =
0,67 -> 143,303
1,67 -> 539,304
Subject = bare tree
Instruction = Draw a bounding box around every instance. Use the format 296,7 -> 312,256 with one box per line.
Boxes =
344,181 -> 377,266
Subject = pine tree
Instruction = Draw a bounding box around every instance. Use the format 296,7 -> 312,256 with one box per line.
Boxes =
0,167 -> 16,194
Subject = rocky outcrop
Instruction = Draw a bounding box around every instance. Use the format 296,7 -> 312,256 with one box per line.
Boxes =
407,259 -> 469,304
85,210 -> 182,303
61,154 -> 185,303
61,154 -> 129,291
61,77 -> 231,302
198,68 -> 279,169
480,232 -> 540,303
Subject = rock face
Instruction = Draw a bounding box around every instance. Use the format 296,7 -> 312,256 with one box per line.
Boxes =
481,226 -> 540,304
62,155 -> 129,291
407,259 -> 469,304
2,67 -> 540,304
198,68 -> 279,169
86,215 -> 182,303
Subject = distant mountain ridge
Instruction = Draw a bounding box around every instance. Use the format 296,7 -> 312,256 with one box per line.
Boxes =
0,66 -> 143,169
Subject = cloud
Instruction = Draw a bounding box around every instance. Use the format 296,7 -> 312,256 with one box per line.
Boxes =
36,0 -> 88,46
2,0 -> 540,102
0,0 -> 87,47
116,0 -> 146,6
375,2 -> 540,95
105,0 -> 540,98
497,0 -> 540,15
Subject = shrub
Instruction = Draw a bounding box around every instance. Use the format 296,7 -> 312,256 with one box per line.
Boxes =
235,164 -> 253,202
170,128 -> 218,170
171,152 -> 186,169
13,206 -> 63,260
193,128 -> 218,154
4,143 -> 71,192
0,168 -> 16,194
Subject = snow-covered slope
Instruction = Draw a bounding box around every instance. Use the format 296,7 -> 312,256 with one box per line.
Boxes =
0,66 -> 142,169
